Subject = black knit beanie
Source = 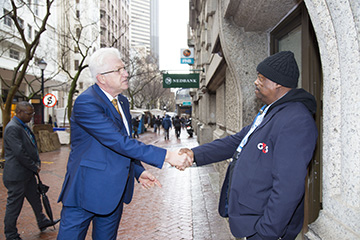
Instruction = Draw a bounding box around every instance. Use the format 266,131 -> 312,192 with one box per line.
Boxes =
256,51 -> 299,88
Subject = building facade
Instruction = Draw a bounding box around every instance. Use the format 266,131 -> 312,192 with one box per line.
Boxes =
130,0 -> 159,62
0,0 -> 67,125
100,0 -> 130,58
188,0 -> 360,239
1,0 -> 132,127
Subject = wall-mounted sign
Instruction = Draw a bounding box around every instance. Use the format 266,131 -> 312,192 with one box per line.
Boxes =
180,48 -> 194,64
43,93 -> 57,108
163,73 -> 199,88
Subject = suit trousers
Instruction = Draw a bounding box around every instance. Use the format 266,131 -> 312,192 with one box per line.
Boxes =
3,175 -> 46,239
57,198 -> 124,240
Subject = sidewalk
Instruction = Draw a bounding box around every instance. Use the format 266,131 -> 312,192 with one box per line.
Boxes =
0,128 -> 234,240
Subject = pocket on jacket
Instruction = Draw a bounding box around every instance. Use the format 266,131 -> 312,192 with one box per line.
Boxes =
80,159 -> 107,170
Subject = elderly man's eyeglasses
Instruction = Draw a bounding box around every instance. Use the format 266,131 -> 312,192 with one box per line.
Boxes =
99,67 -> 126,75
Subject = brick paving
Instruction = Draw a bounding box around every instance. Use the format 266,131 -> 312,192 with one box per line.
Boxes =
0,127 -> 234,240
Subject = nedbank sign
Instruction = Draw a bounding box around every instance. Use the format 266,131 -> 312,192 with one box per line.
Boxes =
163,73 -> 199,88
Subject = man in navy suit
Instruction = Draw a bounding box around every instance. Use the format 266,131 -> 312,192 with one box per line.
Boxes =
57,48 -> 191,240
180,51 -> 318,239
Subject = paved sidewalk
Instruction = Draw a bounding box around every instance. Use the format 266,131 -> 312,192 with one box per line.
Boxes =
0,128 -> 234,240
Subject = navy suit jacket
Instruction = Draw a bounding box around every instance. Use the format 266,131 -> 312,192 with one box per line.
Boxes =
58,84 -> 166,215
193,101 -> 317,239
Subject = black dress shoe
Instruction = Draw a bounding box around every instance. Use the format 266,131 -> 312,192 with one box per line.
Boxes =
39,218 -> 60,231
6,237 -> 22,240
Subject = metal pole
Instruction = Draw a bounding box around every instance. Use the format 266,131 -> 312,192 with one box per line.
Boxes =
41,69 -> 44,124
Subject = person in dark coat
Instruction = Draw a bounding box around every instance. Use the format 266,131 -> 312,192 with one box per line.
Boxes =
154,115 -> 161,134
162,115 -> 172,140
132,117 -> 140,138
173,115 -> 182,139
180,51 -> 318,239
3,101 -> 60,240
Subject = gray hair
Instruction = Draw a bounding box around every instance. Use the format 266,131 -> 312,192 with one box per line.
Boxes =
88,48 -> 122,84
15,101 -> 33,113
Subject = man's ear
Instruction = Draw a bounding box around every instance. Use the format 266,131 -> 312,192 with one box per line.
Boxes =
96,74 -> 105,84
275,83 -> 285,90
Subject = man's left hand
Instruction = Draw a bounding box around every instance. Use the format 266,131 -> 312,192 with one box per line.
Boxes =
139,170 -> 162,189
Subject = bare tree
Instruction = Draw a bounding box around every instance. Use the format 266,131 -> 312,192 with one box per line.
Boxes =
55,2 -> 98,123
55,2 -> 130,122
124,50 -> 167,110
0,0 -> 54,156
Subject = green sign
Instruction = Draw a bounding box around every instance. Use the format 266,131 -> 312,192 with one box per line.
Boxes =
163,73 -> 199,88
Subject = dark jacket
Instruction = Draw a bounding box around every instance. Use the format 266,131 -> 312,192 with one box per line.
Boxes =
192,89 -> 318,239
162,116 -> 172,130
173,118 -> 181,129
3,117 -> 40,182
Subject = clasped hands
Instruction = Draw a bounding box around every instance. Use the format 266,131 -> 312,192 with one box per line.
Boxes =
165,148 -> 194,171
138,148 -> 194,190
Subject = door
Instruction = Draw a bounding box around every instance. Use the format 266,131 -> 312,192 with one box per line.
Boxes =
270,1 -> 323,235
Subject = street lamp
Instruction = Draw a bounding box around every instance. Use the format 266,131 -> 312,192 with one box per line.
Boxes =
38,59 -> 47,124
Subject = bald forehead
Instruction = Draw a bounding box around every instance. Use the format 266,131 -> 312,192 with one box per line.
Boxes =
15,102 -> 33,112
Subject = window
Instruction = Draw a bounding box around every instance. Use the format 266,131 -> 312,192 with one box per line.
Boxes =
76,0 -> 80,3
74,46 -> 79,53
100,10 -> 105,19
100,27 -> 106,36
10,49 -> 20,60
76,10 -> 80,18
74,60 -> 79,70
76,28 -> 81,38
17,17 -> 24,29
28,24 -> 32,39
79,82 -> 83,89
3,9 -> 12,27
34,0 -> 39,15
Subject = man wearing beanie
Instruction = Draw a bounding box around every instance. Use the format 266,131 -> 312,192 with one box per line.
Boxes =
180,51 -> 318,239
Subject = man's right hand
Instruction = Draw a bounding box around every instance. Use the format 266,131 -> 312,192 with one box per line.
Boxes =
178,148 -> 194,161
165,149 -> 193,171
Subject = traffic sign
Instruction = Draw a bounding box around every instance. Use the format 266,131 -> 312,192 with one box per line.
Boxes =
43,93 -> 57,108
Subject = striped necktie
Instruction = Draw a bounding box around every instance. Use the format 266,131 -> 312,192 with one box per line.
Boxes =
111,98 -> 123,118
24,125 -> 36,146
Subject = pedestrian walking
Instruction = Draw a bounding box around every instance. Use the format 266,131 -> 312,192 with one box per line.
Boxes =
154,115 -> 161,134
132,117 -> 140,138
180,51 -> 318,239
56,48 -> 191,240
2,101 -> 60,240
173,115 -> 182,139
162,115 -> 172,140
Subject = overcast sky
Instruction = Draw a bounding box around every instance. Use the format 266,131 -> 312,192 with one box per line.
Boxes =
158,0 -> 190,72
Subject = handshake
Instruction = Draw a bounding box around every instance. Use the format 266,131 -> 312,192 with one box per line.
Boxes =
164,148 -> 194,171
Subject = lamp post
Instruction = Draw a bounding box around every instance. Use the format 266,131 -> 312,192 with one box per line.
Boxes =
38,59 -> 47,124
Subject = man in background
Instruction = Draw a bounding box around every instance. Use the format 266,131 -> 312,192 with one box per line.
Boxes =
3,101 -> 59,240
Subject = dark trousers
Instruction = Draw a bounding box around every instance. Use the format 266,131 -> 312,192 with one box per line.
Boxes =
175,127 -> 181,138
164,129 -> 170,140
133,127 -> 139,138
4,175 -> 46,239
57,199 -> 124,240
